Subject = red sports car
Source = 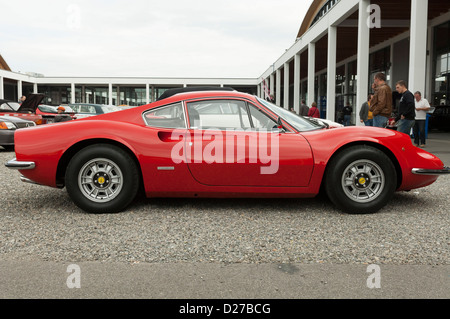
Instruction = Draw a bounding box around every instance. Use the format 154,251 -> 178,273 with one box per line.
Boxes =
5,88 -> 449,214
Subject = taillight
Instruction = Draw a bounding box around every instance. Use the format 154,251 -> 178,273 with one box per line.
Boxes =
35,119 -> 43,125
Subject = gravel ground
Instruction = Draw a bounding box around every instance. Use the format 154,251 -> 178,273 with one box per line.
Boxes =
0,149 -> 448,266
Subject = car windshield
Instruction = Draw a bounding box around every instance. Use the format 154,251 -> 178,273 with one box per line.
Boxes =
6,102 -> 21,111
101,105 -> 121,113
257,97 -> 324,132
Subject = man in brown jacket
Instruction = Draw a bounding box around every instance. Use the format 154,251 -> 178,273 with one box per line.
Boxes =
370,73 -> 393,128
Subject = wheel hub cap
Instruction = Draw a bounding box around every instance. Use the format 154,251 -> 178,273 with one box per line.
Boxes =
78,158 -> 123,203
341,160 -> 385,203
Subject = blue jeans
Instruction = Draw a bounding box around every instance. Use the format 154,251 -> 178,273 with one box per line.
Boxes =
397,119 -> 415,136
413,120 -> 426,145
344,115 -> 351,126
373,115 -> 388,128
364,119 -> 373,126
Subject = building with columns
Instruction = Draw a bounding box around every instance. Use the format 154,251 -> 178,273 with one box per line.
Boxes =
1,0 -> 450,126
257,0 -> 450,125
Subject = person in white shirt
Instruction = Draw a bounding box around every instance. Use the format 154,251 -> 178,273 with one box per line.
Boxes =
413,91 -> 431,147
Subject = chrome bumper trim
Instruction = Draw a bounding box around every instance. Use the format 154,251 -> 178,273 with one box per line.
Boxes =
20,175 -> 41,185
412,167 -> 450,175
5,158 -> 35,170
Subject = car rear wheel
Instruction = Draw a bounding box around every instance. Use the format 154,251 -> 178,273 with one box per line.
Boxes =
324,145 -> 397,214
65,144 -> 139,213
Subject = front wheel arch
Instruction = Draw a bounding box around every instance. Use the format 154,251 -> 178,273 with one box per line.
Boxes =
323,144 -> 398,214
323,141 -> 403,191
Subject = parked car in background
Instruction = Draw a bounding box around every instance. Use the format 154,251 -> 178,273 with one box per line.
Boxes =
68,103 -> 122,119
6,87 -> 449,215
0,94 -> 45,125
36,105 -> 77,123
0,116 -> 36,151
429,104 -> 450,131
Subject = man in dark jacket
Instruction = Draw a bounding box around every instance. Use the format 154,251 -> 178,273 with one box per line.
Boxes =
299,100 -> 309,116
395,80 -> 415,135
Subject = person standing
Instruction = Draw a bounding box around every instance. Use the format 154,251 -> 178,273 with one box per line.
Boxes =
413,91 -> 431,147
360,95 -> 374,126
299,100 -> 309,116
343,103 -> 353,126
307,102 -> 320,118
395,80 -> 415,136
370,73 -> 392,128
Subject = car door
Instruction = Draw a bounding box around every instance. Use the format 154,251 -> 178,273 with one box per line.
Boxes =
185,98 -> 314,187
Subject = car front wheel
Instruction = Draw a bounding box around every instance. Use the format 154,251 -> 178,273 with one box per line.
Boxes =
65,144 -> 140,213
324,145 -> 397,214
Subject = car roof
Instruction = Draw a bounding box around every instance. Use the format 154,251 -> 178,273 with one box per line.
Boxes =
157,87 -> 236,101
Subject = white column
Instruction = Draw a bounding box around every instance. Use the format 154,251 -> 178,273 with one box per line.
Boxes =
257,83 -> 261,98
276,68 -> 281,106
327,25 -> 337,122
0,76 -> 4,99
108,83 -> 113,105
71,83 -> 75,104
389,44 -> 394,87
269,73 -> 275,100
408,0 -> 428,95
307,42 -> 316,107
293,53 -> 301,113
283,62 -> 290,109
425,26 -> 433,99
33,83 -> 38,94
146,83 -> 150,104
18,80 -> 22,100
356,0 -> 371,126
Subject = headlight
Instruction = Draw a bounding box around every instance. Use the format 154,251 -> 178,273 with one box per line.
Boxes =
0,121 -> 16,130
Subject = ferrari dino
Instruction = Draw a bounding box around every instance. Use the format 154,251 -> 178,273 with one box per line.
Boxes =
5,88 -> 449,214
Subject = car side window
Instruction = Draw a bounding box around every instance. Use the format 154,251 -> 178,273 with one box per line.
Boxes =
247,103 -> 278,130
80,105 -> 96,114
143,102 -> 186,129
186,100 -> 251,130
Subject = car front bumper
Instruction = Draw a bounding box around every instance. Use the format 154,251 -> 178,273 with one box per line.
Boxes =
412,167 -> 450,175
5,158 -> 36,170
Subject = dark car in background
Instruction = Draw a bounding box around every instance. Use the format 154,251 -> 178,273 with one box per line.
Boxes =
68,103 -> 122,119
0,116 -> 36,151
429,105 -> 450,131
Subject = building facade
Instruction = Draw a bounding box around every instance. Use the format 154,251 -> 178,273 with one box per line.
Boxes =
257,0 -> 450,125
1,0 -> 449,124
0,70 -> 257,106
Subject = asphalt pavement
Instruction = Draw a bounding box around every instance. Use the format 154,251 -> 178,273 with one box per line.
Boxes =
0,131 -> 449,301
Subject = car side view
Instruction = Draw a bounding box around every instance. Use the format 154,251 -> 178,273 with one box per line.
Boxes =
5,88 -> 450,214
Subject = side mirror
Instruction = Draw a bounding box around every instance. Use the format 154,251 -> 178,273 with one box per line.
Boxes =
275,117 -> 286,133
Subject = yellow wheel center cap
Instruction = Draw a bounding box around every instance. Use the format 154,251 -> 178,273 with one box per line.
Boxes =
98,176 -> 106,184
358,177 -> 366,185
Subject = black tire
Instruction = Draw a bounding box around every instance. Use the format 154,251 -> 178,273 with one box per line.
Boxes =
65,144 -> 140,214
324,145 -> 397,214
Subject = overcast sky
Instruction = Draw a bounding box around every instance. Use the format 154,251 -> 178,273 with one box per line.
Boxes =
0,0 -> 313,78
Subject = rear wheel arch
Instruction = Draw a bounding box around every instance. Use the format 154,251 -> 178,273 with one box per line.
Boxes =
56,139 -> 143,189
